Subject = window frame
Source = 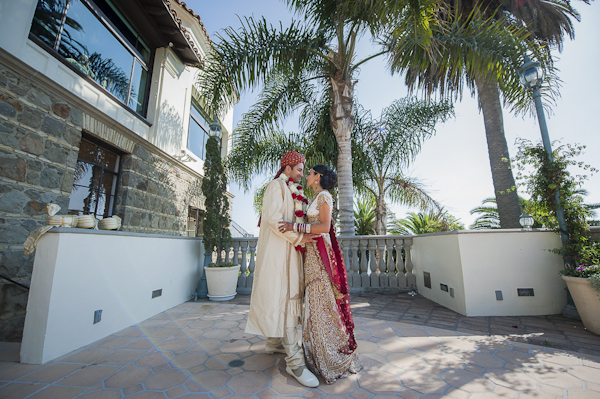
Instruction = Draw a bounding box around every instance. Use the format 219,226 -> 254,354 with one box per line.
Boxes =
68,134 -> 123,219
187,98 -> 212,161
28,0 -> 154,121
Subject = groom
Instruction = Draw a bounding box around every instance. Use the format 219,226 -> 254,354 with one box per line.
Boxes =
245,151 -> 319,388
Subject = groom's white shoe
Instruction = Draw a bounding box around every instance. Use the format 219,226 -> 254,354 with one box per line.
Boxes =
286,366 -> 319,388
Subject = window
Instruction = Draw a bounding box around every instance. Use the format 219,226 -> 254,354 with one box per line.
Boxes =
29,0 -> 151,115
68,136 -> 120,219
187,99 -> 211,160
187,207 -> 204,237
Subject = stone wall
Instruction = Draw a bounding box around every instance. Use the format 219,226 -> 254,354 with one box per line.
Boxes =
0,59 -> 210,341
115,145 -> 205,235
0,61 -> 83,341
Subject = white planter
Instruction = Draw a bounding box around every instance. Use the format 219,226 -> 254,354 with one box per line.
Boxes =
205,265 -> 240,301
563,276 -> 600,335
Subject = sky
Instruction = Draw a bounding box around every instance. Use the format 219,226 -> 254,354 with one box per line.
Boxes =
189,0 -> 600,236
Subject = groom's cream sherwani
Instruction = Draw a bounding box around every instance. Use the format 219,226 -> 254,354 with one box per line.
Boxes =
245,175 -> 304,338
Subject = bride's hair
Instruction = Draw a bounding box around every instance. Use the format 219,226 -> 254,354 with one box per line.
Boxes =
312,165 -> 337,190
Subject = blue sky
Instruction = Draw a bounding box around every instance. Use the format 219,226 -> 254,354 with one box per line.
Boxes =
189,0 -> 600,235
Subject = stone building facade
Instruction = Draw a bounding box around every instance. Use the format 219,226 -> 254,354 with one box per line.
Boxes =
0,0 -> 233,341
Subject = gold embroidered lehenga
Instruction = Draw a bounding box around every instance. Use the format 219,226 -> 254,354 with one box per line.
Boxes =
303,191 -> 362,384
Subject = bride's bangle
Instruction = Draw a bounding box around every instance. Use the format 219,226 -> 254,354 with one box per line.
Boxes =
306,224 -> 311,234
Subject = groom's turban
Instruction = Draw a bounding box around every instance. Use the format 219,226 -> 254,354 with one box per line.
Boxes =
273,151 -> 305,179
280,151 -> 305,168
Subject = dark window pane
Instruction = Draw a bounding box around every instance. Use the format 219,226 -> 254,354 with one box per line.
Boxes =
78,139 -> 97,163
30,0 -> 70,50
61,0 -> 132,103
73,160 -> 94,187
187,118 -> 207,160
100,172 -> 117,200
97,147 -> 118,171
68,137 -> 120,219
129,60 -> 148,114
68,185 -> 89,212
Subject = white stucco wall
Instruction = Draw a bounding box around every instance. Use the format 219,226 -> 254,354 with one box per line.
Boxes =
412,229 -> 567,317
21,229 -> 204,364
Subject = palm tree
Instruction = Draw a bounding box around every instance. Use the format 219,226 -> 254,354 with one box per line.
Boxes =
469,196 -> 542,229
198,1 -> 414,235
387,0 -> 587,229
352,97 -> 454,235
354,197 -> 376,236
389,210 -> 464,235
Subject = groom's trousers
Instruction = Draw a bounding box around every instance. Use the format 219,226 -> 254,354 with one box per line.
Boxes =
266,326 -> 304,369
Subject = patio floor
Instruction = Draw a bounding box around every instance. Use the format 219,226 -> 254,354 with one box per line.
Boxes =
1,293 -> 599,399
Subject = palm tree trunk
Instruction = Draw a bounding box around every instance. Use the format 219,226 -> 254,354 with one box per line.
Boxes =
375,195 -> 387,235
330,78 -> 355,236
475,76 -> 522,229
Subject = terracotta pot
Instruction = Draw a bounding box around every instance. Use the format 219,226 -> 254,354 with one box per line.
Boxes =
205,265 -> 240,301
563,276 -> 600,335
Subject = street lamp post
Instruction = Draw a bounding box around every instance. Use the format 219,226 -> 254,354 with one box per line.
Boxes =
519,55 -> 579,320
518,55 -> 570,253
197,119 -> 223,299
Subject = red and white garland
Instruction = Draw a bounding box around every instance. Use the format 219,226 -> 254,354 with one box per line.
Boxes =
281,175 -> 308,252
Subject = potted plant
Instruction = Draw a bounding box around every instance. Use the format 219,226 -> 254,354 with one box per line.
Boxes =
561,265 -> 600,334
198,120 -> 235,300
515,139 -> 600,333
205,262 -> 241,301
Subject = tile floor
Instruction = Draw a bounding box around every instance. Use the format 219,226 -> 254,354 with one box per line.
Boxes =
0,293 -> 599,399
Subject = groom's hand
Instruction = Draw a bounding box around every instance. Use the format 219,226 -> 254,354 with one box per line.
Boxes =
278,221 -> 293,233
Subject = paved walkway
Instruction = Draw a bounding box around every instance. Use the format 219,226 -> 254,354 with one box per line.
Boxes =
0,293 -> 599,399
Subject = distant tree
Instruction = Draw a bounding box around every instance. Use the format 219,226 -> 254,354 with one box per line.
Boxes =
354,197 -> 377,236
469,196 -> 545,230
389,210 -> 465,235
386,1 -> 584,228
352,97 -> 453,235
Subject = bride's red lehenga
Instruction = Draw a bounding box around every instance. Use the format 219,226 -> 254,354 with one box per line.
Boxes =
303,191 -> 362,384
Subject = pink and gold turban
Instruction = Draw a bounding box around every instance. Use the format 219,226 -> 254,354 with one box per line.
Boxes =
274,151 -> 305,178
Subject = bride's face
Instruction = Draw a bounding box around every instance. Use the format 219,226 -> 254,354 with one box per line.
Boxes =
306,169 -> 321,190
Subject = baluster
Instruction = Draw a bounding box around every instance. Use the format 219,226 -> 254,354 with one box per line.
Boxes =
340,239 -> 350,272
369,239 -> 379,287
404,238 -> 415,288
339,239 -> 351,287
247,239 -> 257,290
378,239 -> 388,287
232,241 -> 240,265
351,239 -> 360,287
396,238 -> 407,288
238,240 -> 248,289
223,242 -> 230,263
359,239 -> 369,287
386,238 -> 397,287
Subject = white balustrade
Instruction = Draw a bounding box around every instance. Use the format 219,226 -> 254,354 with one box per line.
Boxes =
215,235 -> 415,295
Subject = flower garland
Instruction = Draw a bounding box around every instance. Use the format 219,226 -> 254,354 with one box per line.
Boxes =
281,175 -> 308,252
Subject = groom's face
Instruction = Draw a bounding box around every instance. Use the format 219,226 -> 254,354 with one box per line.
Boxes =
288,163 -> 304,183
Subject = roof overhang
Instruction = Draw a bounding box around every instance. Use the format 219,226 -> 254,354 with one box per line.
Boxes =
122,0 -> 203,66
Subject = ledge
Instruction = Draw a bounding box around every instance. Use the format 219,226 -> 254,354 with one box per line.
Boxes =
46,227 -> 200,240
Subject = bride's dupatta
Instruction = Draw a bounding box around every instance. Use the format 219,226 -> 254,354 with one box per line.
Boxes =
314,222 -> 358,354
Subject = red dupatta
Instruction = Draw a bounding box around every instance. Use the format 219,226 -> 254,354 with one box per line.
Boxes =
314,222 -> 357,354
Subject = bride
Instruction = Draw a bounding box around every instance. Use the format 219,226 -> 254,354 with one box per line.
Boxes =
279,164 -> 362,384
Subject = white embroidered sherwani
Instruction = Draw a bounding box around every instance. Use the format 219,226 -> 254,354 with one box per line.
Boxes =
245,176 -> 304,338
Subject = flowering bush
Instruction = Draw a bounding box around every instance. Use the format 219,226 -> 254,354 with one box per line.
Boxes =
561,264 -> 600,292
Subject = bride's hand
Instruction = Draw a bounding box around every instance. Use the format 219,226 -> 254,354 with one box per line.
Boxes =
278,221 -> 293,233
